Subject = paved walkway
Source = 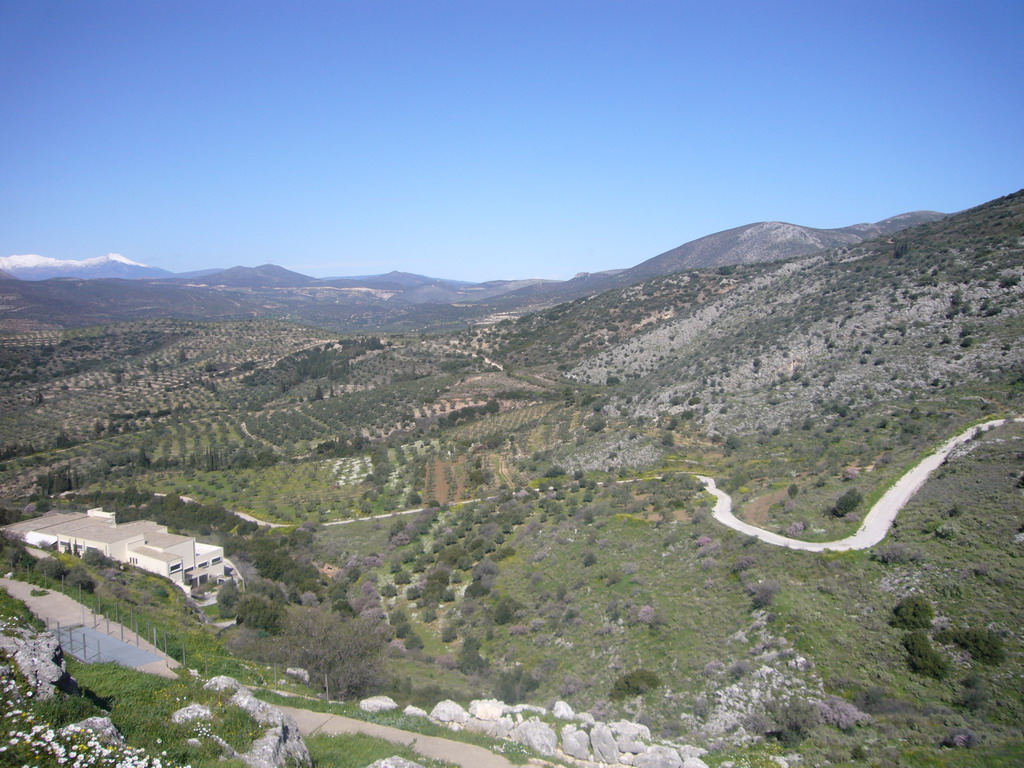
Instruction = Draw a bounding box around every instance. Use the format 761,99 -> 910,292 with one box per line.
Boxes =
699,417 -> 1022,552
0,577 -> 180,678
276,704 -> 516,768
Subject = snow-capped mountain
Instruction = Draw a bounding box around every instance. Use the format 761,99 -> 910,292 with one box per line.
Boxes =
0,254 -> 173,280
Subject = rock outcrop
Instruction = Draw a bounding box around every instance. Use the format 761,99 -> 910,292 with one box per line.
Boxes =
366,759 -> 425,768
511,718 -> 558,755
201,676 -> 311,768
429,699 -> 469,724
0,628 -> 78,699
417,693 -> 708,768
61,717 -> 125,746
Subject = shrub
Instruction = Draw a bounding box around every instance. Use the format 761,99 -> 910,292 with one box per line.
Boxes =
732,555 -> 756,573
494,666 -> 540,703
816,696 -> 870,729
457,635 -> 487,675
36,557 -> 68,581
235,595 -> 286,634
830,488 -> 862,517
767,697 -> 820,746
957,673 -> 991,711
891,595 -> 934,630
873,543 -> 921,564
902,630 -> 949,679
65,567 -> 95,593
749,579 -> 781,609
941,727 -> 981,748
936,627 -> 1006,665
610,669 -> 661,699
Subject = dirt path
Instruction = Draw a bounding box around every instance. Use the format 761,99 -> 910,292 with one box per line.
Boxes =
276,704 -> 516,768
699,417 -> 1021,552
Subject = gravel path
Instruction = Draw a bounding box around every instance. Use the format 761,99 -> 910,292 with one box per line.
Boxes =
699,417 -> 1019,552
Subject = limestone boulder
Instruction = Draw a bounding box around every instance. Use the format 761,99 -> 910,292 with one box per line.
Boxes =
430,699 -> 469,724
204,675 -> 244,693
403,705 -> 428,718
560,724 -> 591,760
172,703 -> 212,724
360,696 -> 398,713
677,745 -> 708,760
468,698 -> 507,720
634,745 -> 683,768
590,722 -> 621,764
511,718 -> 558,756
681,758 -> 710,768
62,717 -> 124,746
610,720 -> 651,754
0,628 -> 78,699
552,700 -> 575,720
367,759 -> 425,768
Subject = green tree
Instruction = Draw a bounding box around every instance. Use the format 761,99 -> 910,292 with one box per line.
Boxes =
891,595 -> 933,630
902,630 -> 949,679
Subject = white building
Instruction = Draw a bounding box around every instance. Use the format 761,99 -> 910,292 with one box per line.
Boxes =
2,507 -> 225,591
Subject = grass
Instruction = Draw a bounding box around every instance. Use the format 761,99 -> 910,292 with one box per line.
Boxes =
70,662 -> 263,766
305,732 -> 458,768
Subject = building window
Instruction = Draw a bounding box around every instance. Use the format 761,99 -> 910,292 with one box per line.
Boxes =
211,556 -> 222,565
198,561 -> 208,569
169,562 -> 182,573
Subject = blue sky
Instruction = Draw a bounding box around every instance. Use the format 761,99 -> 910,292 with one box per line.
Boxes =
2,1 -> 1022,282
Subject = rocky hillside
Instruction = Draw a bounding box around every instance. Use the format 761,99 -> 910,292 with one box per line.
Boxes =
485,190 -> 1022,436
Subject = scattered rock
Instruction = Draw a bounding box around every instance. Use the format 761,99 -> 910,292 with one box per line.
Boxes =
610,720 -> 651,754
360,695 -> 398,713
62,716 -> 124,746
552,699 -> 575,719
465,715 -> 514,739
468,698 -> 506,720
403,705 -> 428,718
561,724 -> 591,760
681,758 -> 710,768
200,676 -> 311,768
366,759 -> 425,768
635,745 -> 683,768
171,703 -> 212,724
204,675 -> 244,693
285,667 -> 310,685
511,718 -> 558,756
677,745 -> 708,759
430,699 -> 469,724
590,722 -> 620,764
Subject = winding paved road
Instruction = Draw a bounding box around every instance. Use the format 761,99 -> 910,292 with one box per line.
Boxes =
698,417 -> 1020,552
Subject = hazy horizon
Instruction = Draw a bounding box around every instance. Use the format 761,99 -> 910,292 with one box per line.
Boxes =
2,1 -> 1022,282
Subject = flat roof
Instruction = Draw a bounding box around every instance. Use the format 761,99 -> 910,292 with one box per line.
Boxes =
144,531 -> 192,548
3,512 -> 88,536
58,520 -> 162,545
128,545 -> 180,563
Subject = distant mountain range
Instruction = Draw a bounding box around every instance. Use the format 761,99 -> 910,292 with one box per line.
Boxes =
0,253 -> 173,280
0,207 -> 949,330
